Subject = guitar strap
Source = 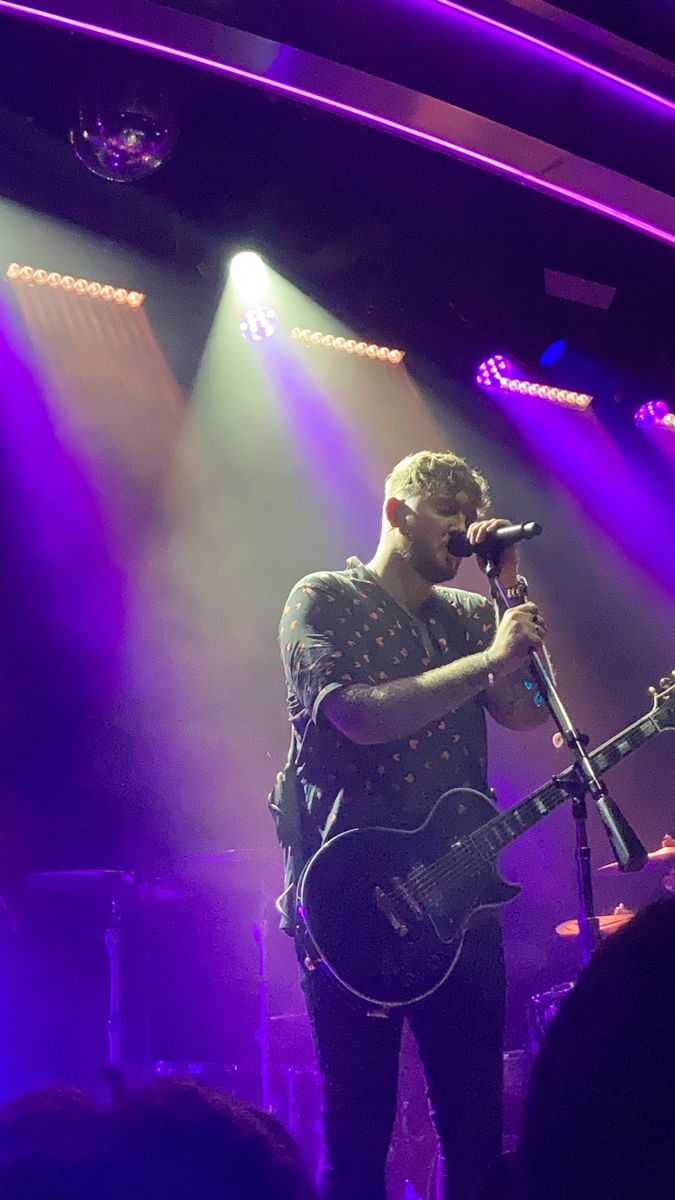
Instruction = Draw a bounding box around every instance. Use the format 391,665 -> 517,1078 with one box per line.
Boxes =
267,722 -> 322,934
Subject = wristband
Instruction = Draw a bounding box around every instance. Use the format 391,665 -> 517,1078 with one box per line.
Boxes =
483,650 -> 496,688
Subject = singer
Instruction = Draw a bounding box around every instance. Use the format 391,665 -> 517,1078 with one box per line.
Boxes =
277,449 -> 549,1200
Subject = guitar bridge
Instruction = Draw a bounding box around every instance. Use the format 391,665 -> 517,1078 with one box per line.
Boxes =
375,885 -> 409,936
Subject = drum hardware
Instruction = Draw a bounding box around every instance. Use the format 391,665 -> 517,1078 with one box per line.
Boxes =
555,902 -> 634,938
527,981 -> 575,1056
598,834 -> 675,875
24,868 -> 182,1068
179,847 -> 281,1112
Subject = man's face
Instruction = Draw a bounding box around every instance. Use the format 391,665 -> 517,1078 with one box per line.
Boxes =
401,490 -> 474,583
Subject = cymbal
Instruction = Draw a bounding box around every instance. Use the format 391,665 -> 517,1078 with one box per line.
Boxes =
556,905 -> 634,938
179,848 -> 281,891
598,836 -> 675,875
184,848 -> 280,869
24,870 -> 182,901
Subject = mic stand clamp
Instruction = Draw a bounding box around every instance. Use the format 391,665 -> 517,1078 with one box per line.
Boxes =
485,551 -> 647,966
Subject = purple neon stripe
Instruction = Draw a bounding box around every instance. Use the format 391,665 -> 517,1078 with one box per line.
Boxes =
434,0 -> 675,114
2,1 -> 675,248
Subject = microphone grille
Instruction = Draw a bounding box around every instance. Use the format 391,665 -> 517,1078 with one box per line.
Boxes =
447,532 -> 472,557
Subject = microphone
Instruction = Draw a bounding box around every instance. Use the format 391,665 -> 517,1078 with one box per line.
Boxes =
447,522 -> 542,559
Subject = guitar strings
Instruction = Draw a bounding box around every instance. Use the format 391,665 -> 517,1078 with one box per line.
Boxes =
382,838 -> 483,909
381,794 -> 544,909
379,709 -> 668,912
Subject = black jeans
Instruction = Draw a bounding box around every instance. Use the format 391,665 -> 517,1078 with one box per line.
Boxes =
302,915 -> 505,1200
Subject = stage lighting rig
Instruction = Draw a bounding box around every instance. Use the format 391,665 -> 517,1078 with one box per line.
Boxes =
6,263 -> 145,306
476,356 -> 592,410
239,306 -> 279,341
290,327 -> 405,365
634,400 -> 675,433
229,253 -> 268,300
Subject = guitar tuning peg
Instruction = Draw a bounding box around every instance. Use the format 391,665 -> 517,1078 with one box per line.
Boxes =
659,677 -> 670,689
648,685 -> 658,695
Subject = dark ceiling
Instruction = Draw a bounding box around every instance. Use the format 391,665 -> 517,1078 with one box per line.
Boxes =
1,6 -> 674,415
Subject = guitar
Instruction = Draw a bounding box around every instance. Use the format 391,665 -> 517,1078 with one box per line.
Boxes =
297,674 -> 675,1007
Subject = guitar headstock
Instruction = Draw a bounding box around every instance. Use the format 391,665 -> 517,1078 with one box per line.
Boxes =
649,671 -> 675,731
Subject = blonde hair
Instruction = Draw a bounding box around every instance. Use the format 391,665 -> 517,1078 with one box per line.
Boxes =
385,450 -> 490,520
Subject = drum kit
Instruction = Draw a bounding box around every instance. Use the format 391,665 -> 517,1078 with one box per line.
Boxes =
19,850 -> 324,1176
6,831 -> 673,1200
528,833 -> 675,1053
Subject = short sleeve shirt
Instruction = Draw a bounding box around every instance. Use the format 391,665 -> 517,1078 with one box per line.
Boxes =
279,558 -> 497,843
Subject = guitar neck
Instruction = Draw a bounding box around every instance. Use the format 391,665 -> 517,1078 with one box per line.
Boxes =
472,707 -> 664,860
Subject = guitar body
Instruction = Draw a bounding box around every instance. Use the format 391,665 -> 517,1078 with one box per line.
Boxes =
297,788 -> 520,1007
296,674 -> 675,1005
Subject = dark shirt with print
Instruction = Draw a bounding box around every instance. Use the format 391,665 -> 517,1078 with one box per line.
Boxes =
279,557 -> 497,854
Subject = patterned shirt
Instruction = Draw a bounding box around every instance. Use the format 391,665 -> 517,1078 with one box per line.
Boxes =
279,557 -> 497,846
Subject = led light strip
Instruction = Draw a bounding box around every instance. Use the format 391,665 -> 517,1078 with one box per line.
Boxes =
5,262 -> 145,306
433,1 -> 675,115
476,355 -> 592,409
1,2 -> 674,249
500,378 -> 592,409
290,327 -> 405,364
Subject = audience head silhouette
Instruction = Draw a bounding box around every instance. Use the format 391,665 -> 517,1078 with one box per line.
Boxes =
519,897 -> 675,1200
0,1076 -> 315,1200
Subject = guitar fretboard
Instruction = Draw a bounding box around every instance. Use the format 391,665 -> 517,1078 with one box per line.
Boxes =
471,711 -> 662,861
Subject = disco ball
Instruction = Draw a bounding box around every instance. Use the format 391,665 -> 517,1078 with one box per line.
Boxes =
239,307 -> 279,342
70,87 -> 179,183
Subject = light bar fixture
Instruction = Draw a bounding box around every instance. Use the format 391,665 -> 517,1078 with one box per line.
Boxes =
5,263 -> 145,307
634,400 -> 675,432
290,327 -> 405,365
476,356 -> 592,410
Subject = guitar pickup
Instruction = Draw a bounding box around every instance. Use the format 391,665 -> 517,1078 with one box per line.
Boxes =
375,885 -> 409,936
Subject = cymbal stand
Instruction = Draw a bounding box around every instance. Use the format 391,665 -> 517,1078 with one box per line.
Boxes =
104,895 -> 122,1067
252,888 -> 271,1110
488,557 -> 647,965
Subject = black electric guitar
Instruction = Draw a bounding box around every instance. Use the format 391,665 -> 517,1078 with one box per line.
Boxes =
297,674 -> 675,1007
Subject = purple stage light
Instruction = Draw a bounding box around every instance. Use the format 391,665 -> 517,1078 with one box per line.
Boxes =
476,356 -> 512,387
634,400 -> 675,431
476,356 -> 592,410
432,2 -> 675,115
239,306 -> 279,342
1,2 -> 675,249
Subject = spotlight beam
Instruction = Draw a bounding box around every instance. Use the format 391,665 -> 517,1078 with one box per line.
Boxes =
2,0 -> 675,247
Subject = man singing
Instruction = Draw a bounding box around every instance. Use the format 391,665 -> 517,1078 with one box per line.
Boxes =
278,450 -> 548,1200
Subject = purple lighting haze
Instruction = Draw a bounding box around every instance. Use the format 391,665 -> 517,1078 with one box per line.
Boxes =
432,1 -> 675,115
2,2 -> 675,248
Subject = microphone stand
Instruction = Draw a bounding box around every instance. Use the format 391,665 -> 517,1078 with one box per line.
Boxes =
486,554 -> 647,966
